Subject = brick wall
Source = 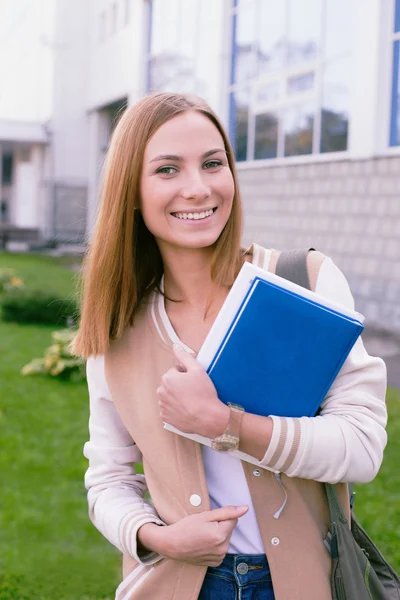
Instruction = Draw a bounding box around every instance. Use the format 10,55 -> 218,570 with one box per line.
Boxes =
238,156 -> 400,333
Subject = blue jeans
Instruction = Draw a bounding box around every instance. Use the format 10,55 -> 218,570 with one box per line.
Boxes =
198,554 -> 275,600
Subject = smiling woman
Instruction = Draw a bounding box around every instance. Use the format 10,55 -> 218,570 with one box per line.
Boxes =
71,92 -> 388,600
140,111 -> 235,253
73,93 -> 243,356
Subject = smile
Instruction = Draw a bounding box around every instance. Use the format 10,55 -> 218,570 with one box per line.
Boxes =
171,208 -> 217,221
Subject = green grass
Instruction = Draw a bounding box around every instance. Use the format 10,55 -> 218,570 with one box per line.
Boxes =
0,253 -> 119,599
354,386 -> 400,569
0,320 -> 121,599
0,252 -> 79,298
0,252 -> 399,598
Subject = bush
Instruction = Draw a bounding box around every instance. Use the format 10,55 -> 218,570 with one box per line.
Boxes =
1,290 -> 77,325
22,329 -> 86,381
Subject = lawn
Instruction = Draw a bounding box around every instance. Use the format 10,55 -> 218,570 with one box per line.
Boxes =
0,254 -> 120,599
0,253 -> 399,599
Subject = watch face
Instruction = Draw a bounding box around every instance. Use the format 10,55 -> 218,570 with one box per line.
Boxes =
211,434 -> 239,453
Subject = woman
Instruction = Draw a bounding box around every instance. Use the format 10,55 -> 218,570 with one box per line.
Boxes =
73,92 -> 388,600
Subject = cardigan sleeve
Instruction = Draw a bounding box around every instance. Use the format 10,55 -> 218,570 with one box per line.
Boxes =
259,257 -> 388,483
84,355 -> 165,565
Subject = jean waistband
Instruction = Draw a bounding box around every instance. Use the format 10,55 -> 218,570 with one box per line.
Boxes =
207,553 -> 271,586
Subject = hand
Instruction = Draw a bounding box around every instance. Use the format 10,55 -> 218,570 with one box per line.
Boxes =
157,344 -> 229,438
138,505 -> 249,566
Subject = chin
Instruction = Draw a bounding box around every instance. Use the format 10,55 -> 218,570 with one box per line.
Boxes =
161,231 -> 221,251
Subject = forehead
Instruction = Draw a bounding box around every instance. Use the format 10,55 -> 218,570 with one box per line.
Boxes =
144,111 -> 225,158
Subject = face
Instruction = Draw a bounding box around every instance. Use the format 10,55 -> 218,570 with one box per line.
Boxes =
140,110 -> 235,254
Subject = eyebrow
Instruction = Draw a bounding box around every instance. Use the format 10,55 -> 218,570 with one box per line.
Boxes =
149,148 -> 227,163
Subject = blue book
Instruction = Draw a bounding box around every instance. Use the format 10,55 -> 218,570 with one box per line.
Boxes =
164,262 -> 364,460
205,275 -> 364,418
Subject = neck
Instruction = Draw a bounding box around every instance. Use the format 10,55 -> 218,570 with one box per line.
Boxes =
160,245 -> 219,309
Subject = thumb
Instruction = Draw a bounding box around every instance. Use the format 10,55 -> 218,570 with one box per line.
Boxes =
206,505 -> 249,523
172,343 -> 198,370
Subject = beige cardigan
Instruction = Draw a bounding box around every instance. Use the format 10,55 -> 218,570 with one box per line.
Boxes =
97,247 -> 387,600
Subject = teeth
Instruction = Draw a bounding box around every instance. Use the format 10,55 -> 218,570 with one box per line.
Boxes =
174,208 -> 215,220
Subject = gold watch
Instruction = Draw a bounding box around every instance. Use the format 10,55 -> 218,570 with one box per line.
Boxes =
211,403 -> 245,452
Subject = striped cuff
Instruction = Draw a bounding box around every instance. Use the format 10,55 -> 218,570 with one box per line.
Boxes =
119,506 -> 166,565
259,416 -> 307,474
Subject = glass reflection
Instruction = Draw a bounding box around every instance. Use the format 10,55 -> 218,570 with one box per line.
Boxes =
196,1 -> 221,98
284,104 -> 314,156
257,0 -> 285,75
321,57 -> 350,152
257,81 -> 279,104
324,0 -> 353,61
287,72 -> 315,95
150,0 -> 199,94
231,89 -> 250,161
287,0 -> 322,67
396,0 -> 400,33
234,3 -> 257,83
255,112 -> 278,159
390,41 -> 400,146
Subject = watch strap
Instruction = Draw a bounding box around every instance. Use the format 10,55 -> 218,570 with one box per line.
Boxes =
211,403 -> 244,452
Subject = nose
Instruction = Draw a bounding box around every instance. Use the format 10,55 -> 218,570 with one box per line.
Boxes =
181,171 -> 211,202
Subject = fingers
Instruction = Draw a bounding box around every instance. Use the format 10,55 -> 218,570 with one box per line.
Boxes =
206,505 -> 249,523
172,343 -> 199,371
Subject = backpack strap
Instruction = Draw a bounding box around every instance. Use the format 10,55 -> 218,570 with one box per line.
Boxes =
275,247 -> 355,508
275,248 -> 315,291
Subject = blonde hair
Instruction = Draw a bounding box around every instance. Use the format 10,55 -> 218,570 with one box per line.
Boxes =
72,92 -> 244,357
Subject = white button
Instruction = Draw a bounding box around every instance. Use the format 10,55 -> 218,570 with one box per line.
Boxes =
252,468 -> 261,477
271,537 -> 280,546
190,494 -> 202,507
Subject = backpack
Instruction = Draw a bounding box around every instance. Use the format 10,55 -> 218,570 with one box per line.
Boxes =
276,248 -> 400,600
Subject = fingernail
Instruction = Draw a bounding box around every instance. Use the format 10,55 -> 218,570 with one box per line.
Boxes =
237,505 -> 248,511
173,343 -> 183,351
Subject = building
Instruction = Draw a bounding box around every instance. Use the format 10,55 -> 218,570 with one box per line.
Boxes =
0,120 -> 50,247
50,0 -> 400,334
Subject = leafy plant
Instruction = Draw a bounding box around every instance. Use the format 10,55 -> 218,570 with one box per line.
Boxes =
22,329 -> 86,382
0,268 -> 24,293
1,290 -> 77,325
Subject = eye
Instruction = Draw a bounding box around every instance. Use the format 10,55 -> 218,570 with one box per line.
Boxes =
156,166 -> 178,175
203,159 -> 223,170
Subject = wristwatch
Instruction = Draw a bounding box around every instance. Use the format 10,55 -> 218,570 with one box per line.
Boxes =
211,403 -> 245,452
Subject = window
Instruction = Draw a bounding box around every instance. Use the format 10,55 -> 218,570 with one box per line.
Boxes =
147,0 -> 219,98
230,0 -> 352,161
2,154 -> 13,185
390,0 -> 400,145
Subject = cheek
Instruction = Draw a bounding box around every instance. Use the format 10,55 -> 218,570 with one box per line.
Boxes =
140,179 -> 167,223
218,172 -> 235,208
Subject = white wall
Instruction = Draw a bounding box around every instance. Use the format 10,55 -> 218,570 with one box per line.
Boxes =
13,145 -> 44,229
87,0 -> 149,108
51,0 -> 91,182
0,0 -> 55,121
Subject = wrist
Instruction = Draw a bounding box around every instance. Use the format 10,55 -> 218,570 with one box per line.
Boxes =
203,402 -> 230,439
137,522 -> 168,555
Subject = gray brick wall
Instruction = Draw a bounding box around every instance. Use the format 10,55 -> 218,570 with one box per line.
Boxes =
238,156 -> 400,333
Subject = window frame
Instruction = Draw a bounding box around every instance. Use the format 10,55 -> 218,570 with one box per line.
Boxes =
374,0 -> 400,157
229,0 -> 353,164
390,0 -> 400,146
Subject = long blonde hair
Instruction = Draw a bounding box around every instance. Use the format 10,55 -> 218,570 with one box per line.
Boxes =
73,92 -> 244,357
